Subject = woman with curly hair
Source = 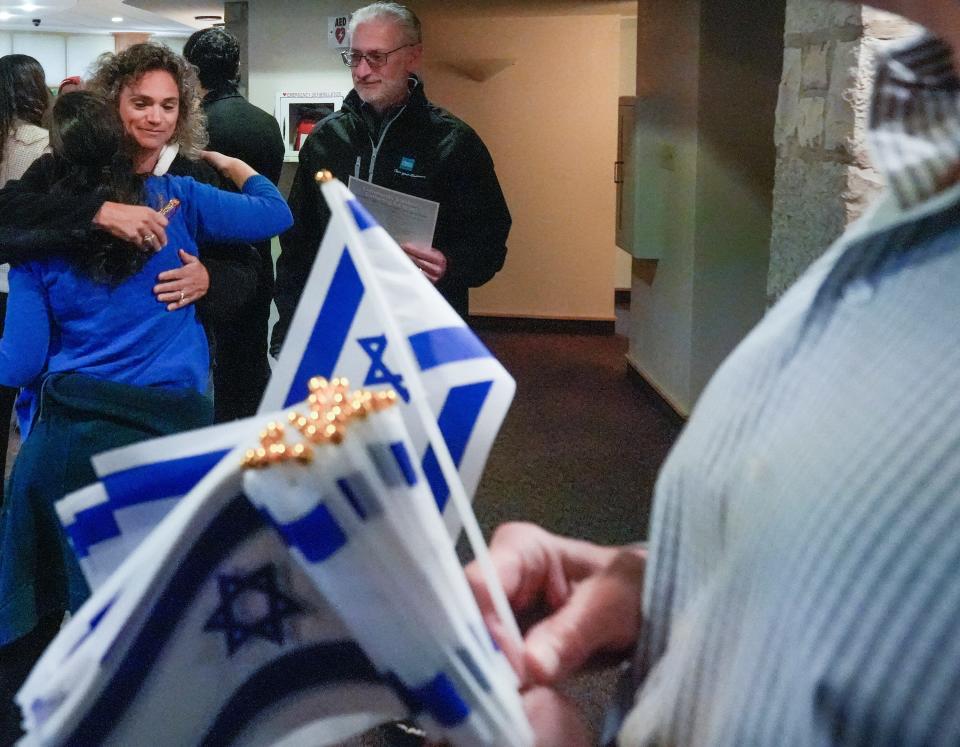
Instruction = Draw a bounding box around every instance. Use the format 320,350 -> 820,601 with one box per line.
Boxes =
0,43 -> 264,422
0,54 -> 50,500
0,90 -> 291,742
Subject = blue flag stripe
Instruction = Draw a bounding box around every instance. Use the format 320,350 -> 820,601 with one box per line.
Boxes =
67,503 -> 121,558
66,595 -> 119,658
102,449 -> 231,509
347,198 -> 378,230
408,327 -> 492,372
390,441 -> 418,486
407,672 -> 471,728
421,381 -> 494,512
68,448 -> 232,557
263,503 -> 348,563
284,248 -> 364,407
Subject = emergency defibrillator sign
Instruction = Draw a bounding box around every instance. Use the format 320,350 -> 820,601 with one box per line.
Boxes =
328,15 -> 349,48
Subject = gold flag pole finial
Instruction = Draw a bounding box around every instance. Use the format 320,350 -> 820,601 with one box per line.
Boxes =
315,170 -> 334,184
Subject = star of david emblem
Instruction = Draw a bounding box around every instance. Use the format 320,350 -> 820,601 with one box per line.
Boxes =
204,564 -> 304,656
358,334 -> 410,402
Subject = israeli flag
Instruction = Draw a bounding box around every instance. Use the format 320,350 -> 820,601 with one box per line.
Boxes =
26,406 -> 532,745
262,177 -> 515,526
20,452 -> 411,746
57,176 -> 515,590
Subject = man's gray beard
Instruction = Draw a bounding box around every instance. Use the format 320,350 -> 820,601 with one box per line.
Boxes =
358,80 -> 410,114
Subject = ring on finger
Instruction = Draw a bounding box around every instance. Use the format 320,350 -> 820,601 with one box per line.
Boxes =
179,290 -> 185,303
142,233 -> 155,245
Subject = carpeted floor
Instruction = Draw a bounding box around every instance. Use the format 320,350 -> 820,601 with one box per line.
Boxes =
472,328 -> 682,546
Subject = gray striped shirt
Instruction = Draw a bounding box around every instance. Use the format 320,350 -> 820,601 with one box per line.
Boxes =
618,33 -> 960,747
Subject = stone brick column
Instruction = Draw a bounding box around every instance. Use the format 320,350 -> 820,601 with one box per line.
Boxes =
767,1 -> 916,301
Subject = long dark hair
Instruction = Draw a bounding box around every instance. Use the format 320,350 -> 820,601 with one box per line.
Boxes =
50,91 -> 147,284
0,54 -> 50,169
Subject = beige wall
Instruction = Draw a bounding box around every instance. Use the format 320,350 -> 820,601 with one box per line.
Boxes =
247,0 -> 633,321
418,10 -> 621,319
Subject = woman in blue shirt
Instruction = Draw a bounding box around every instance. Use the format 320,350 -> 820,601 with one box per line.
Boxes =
0,91 -> 291,728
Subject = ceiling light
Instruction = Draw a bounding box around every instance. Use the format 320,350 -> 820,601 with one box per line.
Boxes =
20,3 -> 38,11
111,16 -> 123,23
195,15 -> 222,21
0,12 -> 12,20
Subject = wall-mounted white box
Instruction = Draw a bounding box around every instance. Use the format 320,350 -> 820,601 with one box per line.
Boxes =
275,91 -> 346,162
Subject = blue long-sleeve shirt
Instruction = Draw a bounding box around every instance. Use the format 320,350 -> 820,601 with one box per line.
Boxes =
0,173 -> 291,394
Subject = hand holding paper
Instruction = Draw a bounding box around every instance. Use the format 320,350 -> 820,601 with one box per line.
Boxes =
402,241 -> 448,283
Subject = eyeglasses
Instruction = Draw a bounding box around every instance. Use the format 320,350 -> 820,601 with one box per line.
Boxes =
340,43 -> 417,69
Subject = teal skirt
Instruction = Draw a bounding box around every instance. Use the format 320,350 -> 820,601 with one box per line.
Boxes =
0,372 -> 213,646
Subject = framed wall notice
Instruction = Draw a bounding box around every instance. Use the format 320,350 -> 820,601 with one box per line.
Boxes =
275,91 -> 346,162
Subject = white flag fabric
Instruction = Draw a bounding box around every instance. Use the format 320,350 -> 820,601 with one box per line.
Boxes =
58,419 -> 255,592
21,447 -> 409,746
23,391 -> 531,745
58,176 -> 515,591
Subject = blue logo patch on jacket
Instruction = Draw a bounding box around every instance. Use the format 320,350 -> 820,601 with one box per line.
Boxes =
399,156 -> 415,173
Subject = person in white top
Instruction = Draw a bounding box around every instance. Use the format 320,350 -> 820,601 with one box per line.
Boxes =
0,54 -> 49,502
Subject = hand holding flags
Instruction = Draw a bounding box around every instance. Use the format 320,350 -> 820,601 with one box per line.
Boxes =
19,175 -> 532,745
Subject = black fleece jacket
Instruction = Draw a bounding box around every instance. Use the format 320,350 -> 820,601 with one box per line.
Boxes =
272,76 -> 510,353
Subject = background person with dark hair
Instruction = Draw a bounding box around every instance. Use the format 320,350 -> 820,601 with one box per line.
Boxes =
0,54 -> 50,503
0,90 -> 291,743
183,27 -> 285,421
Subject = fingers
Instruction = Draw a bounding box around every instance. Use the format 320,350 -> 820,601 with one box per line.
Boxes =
401,242 -> 435,261
132,211 -> 168,249
154,270 -> 185,286
468,523 -> 645,687
154,251 -> 209,310
199,150 -> 227,168
523,549 -> 645,684
178,251 -> 211,297
467,523 -> 551,619
140,213 -> 168,248
420,260 -> 445,283
156,287 -> 190,311
153,277 -> 191,310
401,243 -> 447,283
94,202 -> 170,247
522,687 -> 593,747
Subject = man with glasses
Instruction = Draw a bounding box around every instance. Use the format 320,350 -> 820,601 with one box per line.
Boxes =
272,1 -> 511,355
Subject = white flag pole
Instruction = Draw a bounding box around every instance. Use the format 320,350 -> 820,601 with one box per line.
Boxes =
319,175 -> 523,649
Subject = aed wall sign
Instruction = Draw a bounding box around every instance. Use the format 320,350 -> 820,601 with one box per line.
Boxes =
328,15 -> 349,48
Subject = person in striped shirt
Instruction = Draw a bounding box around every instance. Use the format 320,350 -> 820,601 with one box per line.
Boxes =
470,2 -> 960,744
